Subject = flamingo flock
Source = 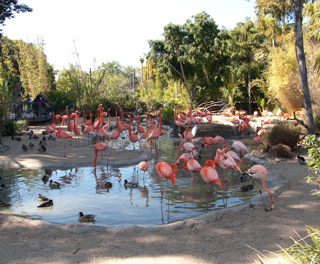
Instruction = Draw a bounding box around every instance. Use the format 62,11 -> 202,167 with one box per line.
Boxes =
42,104 -> 275,211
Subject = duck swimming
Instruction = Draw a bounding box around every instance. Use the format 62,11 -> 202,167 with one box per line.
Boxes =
124,179 -> 138,187
240,184 -> 254,192
38,194 -> 49,202
0,184 -> 6,191
37,199 -> 53,207
49,180 -> 60,188
78,212 -> 96,221
42,175 -> 50,181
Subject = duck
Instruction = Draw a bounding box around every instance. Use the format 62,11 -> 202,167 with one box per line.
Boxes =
42,136 -> 47,142
49,180 -> 60,187
0,200 -> 12,207
78,212 -> 96,221
37,199 -> 53,207
239,173 -> 247,182
28,142 -> 34,148
38,146 -> 46,154
22,144 -> 28,151
42,130 -> 48,135
297,155 -> 306,165
105,182 -> 113,188
44,169 -> 54,175
0,184 -> 6,191
39,141 -> 47,148
12,135 -> 21,141
42,174 -> 50,181
124,179 -> 138,187
38,194 -> 49,202
240,184 -> 254,192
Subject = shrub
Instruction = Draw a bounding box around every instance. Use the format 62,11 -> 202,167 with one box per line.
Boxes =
303,135 -> 320,196
266,121 -> 301,148
1,119 -> 28,136
271,143 -> 291,158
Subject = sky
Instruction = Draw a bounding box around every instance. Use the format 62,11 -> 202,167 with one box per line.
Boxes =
2,0 -> 257,71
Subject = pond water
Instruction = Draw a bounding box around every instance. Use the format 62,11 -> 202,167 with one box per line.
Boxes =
0,126 -> 258,227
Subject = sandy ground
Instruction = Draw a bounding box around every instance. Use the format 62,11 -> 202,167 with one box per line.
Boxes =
0,116 -> 319,264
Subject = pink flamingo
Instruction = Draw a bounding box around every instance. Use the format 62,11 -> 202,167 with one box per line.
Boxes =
110,110 -> 121,145
127,115 -> 140,150
155,161 -> 177,186
182,127 -> 193,143
137,114 -> 145,134
83,110 -> 93,144
45,112 -> 56,134
253,133 -> 263,150
178,133 -> 196,157
174,109 -> 184,133
232,141 -> 249,158
139,121 -> 149,142
138,154 -> 148,177
102,109 -> 111,132
93,142 -> 113,167
179,158 -> 202,182
83,110 -> 92,126
60,110 -> 69,126
147,108 -> 167,144
175,152 -> 191,164
73,116 -> 81,147
205,106 -> 212,123
55,127 -> 74,157
245,165 -> 275,212
200,160 -> 222,190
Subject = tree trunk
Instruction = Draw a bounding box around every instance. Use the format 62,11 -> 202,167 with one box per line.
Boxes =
294,0 -> 315,134
248,63 -> 252,115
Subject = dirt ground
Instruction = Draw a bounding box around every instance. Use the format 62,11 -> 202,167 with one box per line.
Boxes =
0,115 -> 319,264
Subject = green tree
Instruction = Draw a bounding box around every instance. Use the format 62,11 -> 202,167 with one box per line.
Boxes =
230,19 -> 266,114
0,0 -> 32,33
148,11 -> 229,104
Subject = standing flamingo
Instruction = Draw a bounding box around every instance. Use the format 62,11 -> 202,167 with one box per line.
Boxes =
102,109 -> 111,132
182,127 -> 193,143
200,160 -> 222,190
127,115 -> 140,150
174,109 -> 184,134
175,152 -> 191,164
155,161 -> 177,186
55,127 -> 74,157
179,158 -> 202,182
45,112 -> 56,134
179,133 -> 196,157
253,133 -> 264,150
138,154 -> 148,178
245,165 -> 275,212
83,110 -> 93,144
232,141 -> 249,158
137,114 -> 145,134
110,110 -> 121,145
73,116 -> 81,147
93,142 -> 114,167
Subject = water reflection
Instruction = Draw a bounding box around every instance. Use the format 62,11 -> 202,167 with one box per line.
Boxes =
0,129 -> 259,226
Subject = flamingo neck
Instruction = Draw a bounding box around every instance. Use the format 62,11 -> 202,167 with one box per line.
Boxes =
262,175 -> 275,205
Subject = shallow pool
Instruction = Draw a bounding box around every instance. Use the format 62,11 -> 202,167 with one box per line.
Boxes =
0,127 -> 258,226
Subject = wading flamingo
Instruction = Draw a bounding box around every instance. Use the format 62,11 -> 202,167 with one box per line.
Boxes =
179,158 -> 202,182
137,114 -> 145,134
155,161 -> 177,186
93,142 -> 113,167
178,133 -> 196,157
55,127 -> 74,157
245,165 -> 275,212
175,152 -> 191,164
200,160 -> 222,190
232,141 -> 249,158
138,154 -> 148,178
128,115 -> 140,150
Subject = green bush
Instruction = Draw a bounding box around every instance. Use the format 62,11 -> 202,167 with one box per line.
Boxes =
266,121 -> 301,148
2,119 -> 28,136
303,135 -> 320,196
